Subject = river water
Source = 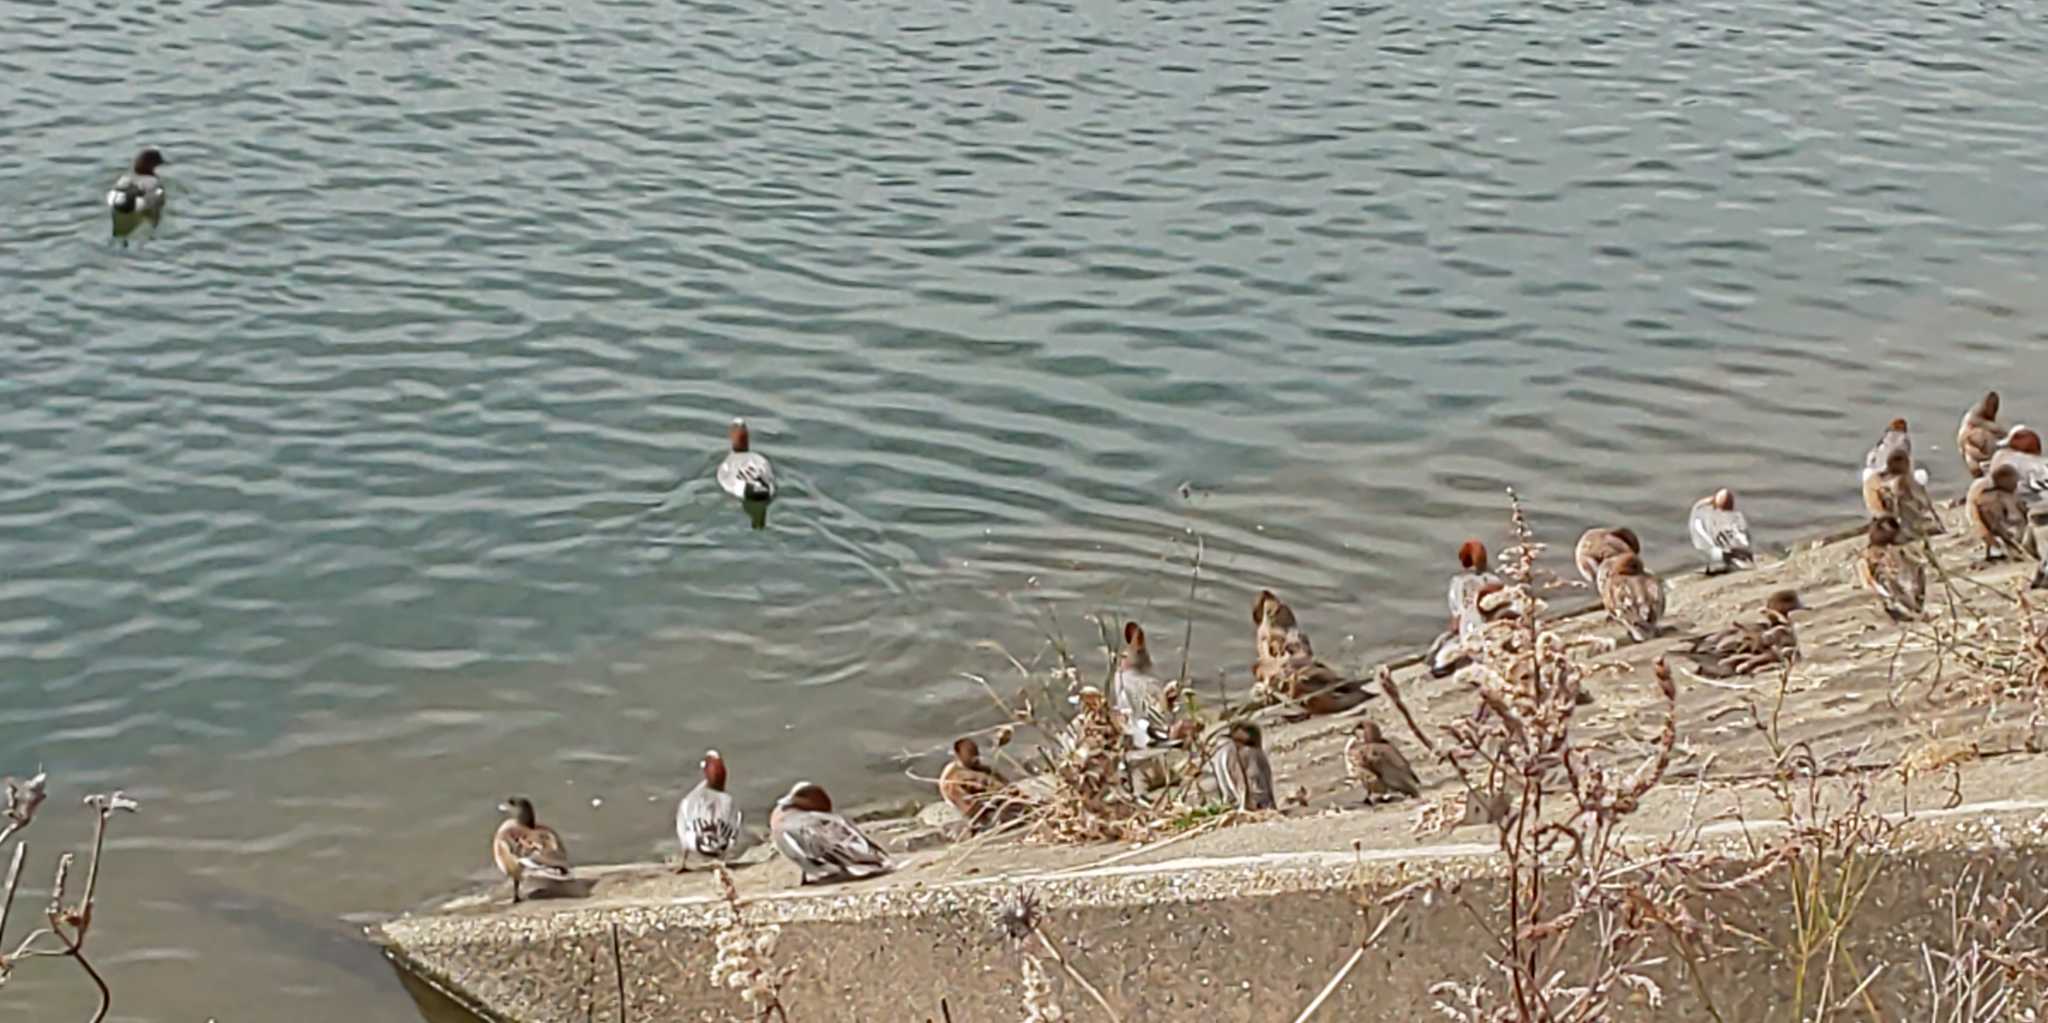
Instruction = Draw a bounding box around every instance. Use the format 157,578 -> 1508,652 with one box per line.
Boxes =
3,0 -> 2046,1018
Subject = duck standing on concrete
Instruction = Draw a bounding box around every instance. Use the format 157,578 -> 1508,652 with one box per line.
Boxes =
1958,392 -> 2004,479
1967,464 -> 2039,562
107,146 -> 168,239
1249,590 -> 1373,715
770,782 -> 893,885
1857,516 -> 1927,623
1113,622 -> 1181,749
674,750 -> 742,871
1598,553 -> 1666,642
1209,721 -> 1276,811
1574,527 -> 1641,587
493,797 -> 574,904
1684,590 -> 1804,677
938,737 -> 1015,831
1345,720 -> 1421,803
1990,428 -> 2048,520
1688,489 -> 1755,575
1862,418 -> 1928,486
1863,449 -> 1946,538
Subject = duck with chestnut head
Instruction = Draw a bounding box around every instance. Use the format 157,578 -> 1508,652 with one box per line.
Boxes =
1958,392 -> 2003,479
1689,489 -> 1755,575
769,781 -> 893,886
1574,527 -> 1641,587
717,418 -> 777,527
674,750 -> 742,871
1990,427 -> 2048,519
1447,539 -> 1502,634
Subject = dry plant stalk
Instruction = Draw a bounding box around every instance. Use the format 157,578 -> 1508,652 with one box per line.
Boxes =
1917,857 -> 2048,1021
708,864 -> 792,1022
0,773 -> 138,1023
1350,489 -> 1725,1023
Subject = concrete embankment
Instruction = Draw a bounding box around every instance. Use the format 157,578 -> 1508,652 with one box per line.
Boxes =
371,512 -> 2048,1021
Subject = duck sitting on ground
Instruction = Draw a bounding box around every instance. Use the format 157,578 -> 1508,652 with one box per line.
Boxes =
1857,515 -> 1926,623
938,737 -> 1020,832
493,797 -> 574,904
1684,589 -> 1804,677
1574,527 -> 1641,587
1958,392 -> 2003,479
674,750 -> 742,871
1689,488 -> 1755,575
1209,721 -> 1276,811
1598,552 -> 1666,642
769,782 -> 893,886
1249,589 -> 1374,715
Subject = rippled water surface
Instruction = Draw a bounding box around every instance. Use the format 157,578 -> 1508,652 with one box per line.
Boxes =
4,0 -> 2048,1016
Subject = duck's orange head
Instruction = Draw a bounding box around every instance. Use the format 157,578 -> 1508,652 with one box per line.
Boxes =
701,750 -> 728,791
1713,488 -> 1736,512
728,418 -> 751,453
1457,539 -> 1488,571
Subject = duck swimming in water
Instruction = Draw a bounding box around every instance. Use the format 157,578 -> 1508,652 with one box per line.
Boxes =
718,418 -> 777,504
107,147 -> 167,239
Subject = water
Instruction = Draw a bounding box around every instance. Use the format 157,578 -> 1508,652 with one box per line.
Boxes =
3,0 -> 2046,1017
